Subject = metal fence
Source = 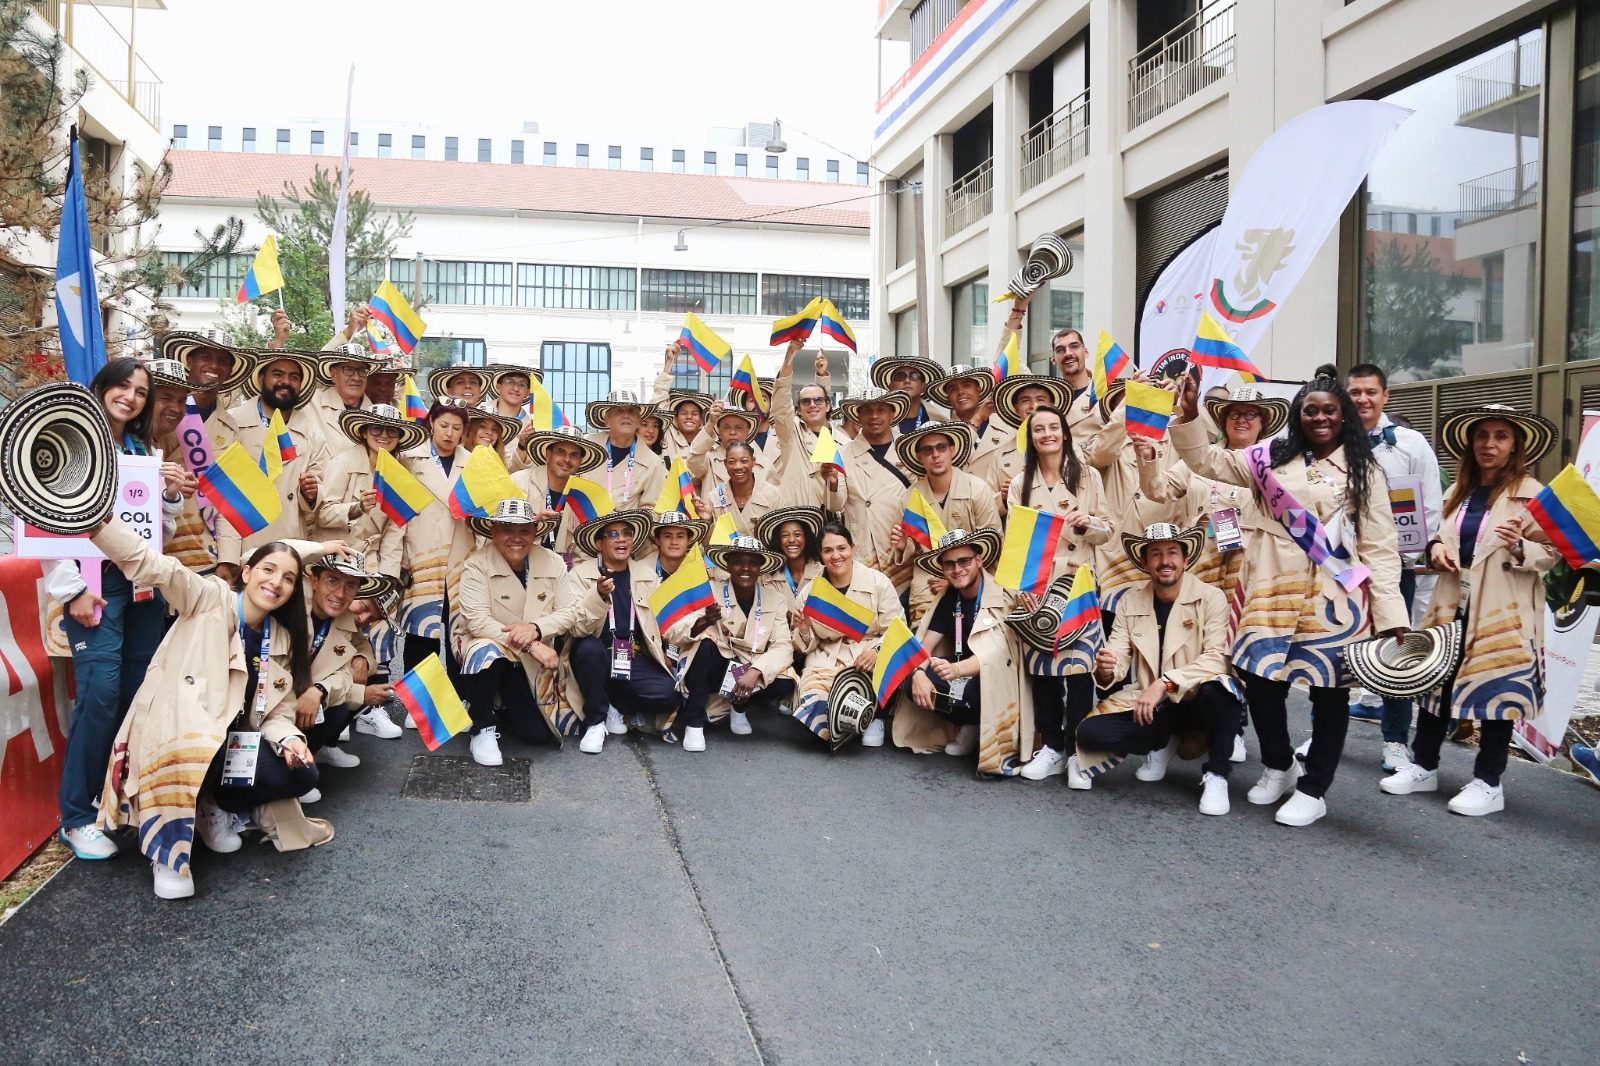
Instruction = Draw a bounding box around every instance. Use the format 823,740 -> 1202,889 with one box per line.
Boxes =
1020,88 -> 1090,192
1458,159 -> 1541,218
1128,0 -> 1236,129
1456,35 -> 1542,119
944,158 -> 994,234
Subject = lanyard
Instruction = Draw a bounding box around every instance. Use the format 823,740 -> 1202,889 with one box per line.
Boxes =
605,564 -> 631,639
237,594 -> 272,726
954,578 -> 981,658
311,615 -> 332,658
606,439 -> 636,499
719,580 -> 762,648
784,567 -> 799,595
119,433 -> 148,457
429,440 -> 457,479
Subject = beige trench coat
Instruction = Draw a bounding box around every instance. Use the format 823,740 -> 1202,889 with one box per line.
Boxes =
1082,410 -> 1186,611
665,575 -> 795,723
840,433 -> 917,592
584,433 -> 669,513
396,444 -> 479,638
1139,454 -> 1264,604
790,562 -> 904,739
769,358 -> 844,510
211,398 -> 330,567
315,449 -> 406,577
307,607 -> 371,710
901,469 -> 1003,626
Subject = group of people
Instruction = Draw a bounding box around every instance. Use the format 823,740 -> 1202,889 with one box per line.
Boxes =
42,297 -> 1563,900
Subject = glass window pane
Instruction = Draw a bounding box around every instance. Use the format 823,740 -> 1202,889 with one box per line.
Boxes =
949,275 -> 990,365
1026,231 -> 1086,370
641,269 -> 757,315
894,307 -> 919,359
1571,6 -> 1600,361
541,341 -> 612,415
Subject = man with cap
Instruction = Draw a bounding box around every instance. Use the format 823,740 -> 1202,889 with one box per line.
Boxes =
969,372 -> 1071,501
309,344 -> 382,466
689,397 -> 780,489
1073,523 -> 1245,815
888,420 -> 1000,625
298,554 -> 398,777
892,528 -> 1034,775
771,340 -> 845,510
586,390 -> 668,513
453,498 -> 575,765
675,536 -> 796,748
871,355 -> 948,434
485,364 -> 539,420
838,387 -> 917,594
314,404 -> 425,576
646,341 -> 714,461
426,363 -> 492,408
511,425 -> 608,559
642,510 -> 712,681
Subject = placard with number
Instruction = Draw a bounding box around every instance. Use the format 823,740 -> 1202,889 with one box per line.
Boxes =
12,453 -> 165,559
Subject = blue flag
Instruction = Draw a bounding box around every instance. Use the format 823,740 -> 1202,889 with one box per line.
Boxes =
55,128 -> 106,386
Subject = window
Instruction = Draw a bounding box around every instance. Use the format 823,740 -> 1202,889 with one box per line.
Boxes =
761,274 -> 871,320
641,269 -> 758,315
857,161 -> 870,184
418,260 -> 514,305
796,157 -> 810,181
543,141 -> 557,165
608,145 -> 621,170
445,136 -> 459,161
159,251 -> 251,299
422,337 -> 488,366
477,138 -> 491,163
511,139 -> 524,164
672,149 -> 685,173
540,341 -> 612,418
949,275 -> 990,366
310,130 -> 325,155
735,153 -> 748,177
1571,3 -> 1600,361
576,144 -> 589,168
516,264 -> 637,310
348,131 -> 359,154
1027,231 -> 1086,368
1358,27 -> 1542,383
412,134 -> 425,159
276,129 -> 290,153
242,128 -> 255,152
640,147 -> 654,172
672,350 -> 733,395
207,125 -> 221,151
172,124 -> 187,149
378,133 -> 392,158
766,154 -> 779,178
704,150 -> 717,175
826,159 -> 840,183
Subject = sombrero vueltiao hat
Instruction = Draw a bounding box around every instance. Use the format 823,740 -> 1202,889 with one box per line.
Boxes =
926,363 -> 996,408
837,387 -> 911,425
159,331 -> 257,392
142,358 -> 194,392
723,381 -> 778,413
426,363 -> 492,399
0,382 -> 118,534
1004,572 -> 1085,652
894,420 -> 975,478
1205,386 -> 1291,440
827,668 -> 877,753
586,389 -> 648,431
314,343 -> 385,386
1095,379 -> 1128,422
522,424 -> 606,472
467,496 -> 559,541
1122,522 -> 1206,573
991,375 -> 1070,428
337,403 -> 428,453
710,404 -> 762,439
305,550 -> 400,602
754,505 -> 824,548
466,408 -> 522,452
668,390 -> 714,416
705,534 -> 786,577
914,527 -> 1003,577
870,355 -> 947,392
650,510 -> 712,545
1345,621 -> 1464,698
1437,404 -> 1557,465
244,349 -> 321,409
485,363 -> 543,396
571,507 -> 654,558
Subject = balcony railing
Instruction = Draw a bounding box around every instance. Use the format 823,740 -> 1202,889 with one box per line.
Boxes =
1458,159 -> 1541,218
1457,35 -> 1542,119
1020,88 -> 1090,192
1128,0 -> 1236,129
944,158 -> 993,234
28,0 -> 163,129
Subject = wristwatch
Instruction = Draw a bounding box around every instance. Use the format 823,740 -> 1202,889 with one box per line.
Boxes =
312,682 -> 329,705
1161,676 -> 1178,695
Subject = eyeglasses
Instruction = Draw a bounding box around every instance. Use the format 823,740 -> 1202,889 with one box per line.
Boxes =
916,440 -> 953,455
1227,410 -> 1261,421
798,396 -> 829,406
939,554 -> 980,571
600,529 -> 632,540
367,426 -> 400,437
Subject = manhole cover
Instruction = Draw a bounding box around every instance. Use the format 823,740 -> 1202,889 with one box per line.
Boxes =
401,755 -> 531,802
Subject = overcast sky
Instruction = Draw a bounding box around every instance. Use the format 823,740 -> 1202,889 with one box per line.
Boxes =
139,0 -> 881,154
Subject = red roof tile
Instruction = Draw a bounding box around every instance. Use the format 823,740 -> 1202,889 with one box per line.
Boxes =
164,151 -> 869,229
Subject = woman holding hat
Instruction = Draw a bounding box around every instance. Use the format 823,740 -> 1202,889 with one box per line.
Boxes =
315,404 -> 426,576
585,389 -> 668,512
1172,374 -> 1407,827
889,420 -> 1000,625
790,522 -> 905,746
511,425 -> 609,558
397,397 -> 479,678
1380,405 -> 1558,816
756,506 -> 824,615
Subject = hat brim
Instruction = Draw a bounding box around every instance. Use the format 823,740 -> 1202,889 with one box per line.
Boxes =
144,365 -> 195,392
667,392 -> 714,415
1204,395 -> 1291,440
523,430 -> 607,473
315,352 -> 387,386
586,400 -> 648,431
914,527 -> 1003,577
468,514 -> 559,540
304,560 -> 400,602
571,509 -> 654,558
991,376 -> 1070,427
754,505 -> 824,547
1438,407 -> 1557,465
870,357 -> 947,391
827,668 -> 877,752
705,542 -> 786,576
926,368 -> 996,408
1346,621 -> 1463,698
244,351 -> 321,409
337,408 -> 429,453
894,421 -> 975,479
1095,379 -> 1127,423
0,382 -> 118,534
650,515 -> 712,544
1122,525 -> 1207,572
711,408 -> 762,437
838,391 -> 911,424
425,367 -> 492,398
484,364 -> 543,398
160,332 -> 257,392
1003,573 -> 1083,652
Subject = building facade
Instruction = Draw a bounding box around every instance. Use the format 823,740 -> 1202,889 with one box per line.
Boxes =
869,0 -> 1597,474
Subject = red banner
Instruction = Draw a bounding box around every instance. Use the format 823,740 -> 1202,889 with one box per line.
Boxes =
0,555 -> 69,878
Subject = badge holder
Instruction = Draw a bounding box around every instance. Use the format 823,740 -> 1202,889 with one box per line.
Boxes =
1212,506 -> 1243,553
610,637 -> 633,679
720,662 -> 752,702
221,730 -> 261,787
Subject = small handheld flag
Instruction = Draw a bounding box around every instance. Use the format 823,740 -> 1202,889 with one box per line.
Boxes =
524,377 -> 569,430
271,408 -> 297,461
803,577 -> 875,641
1092,331 -> 1131,402
654,456 -> 699,518
818,298 -> 858,354
809,425 -> 846,475
1124,380 -> 1177,441
872,618 -> 930,708
709,513 -> 738,546
1192,312 -> 1264,381
198,442 -> 283,536
561,474 -> 614,525
1016,414 -> 1030,460
369,279 -> 427,355
400,375 -> 429,423
257,408 -> 293,480
448,445 -> 521,520
993,332 -> 1020,383
373,448 -> 436,526
648,545 -> 716,633
394,652 -> 471,751
731,354 -> 767,416
1527,465 -> 1600,569
236,234 -> 285,304
994,504 -> 1067,595
771,296 -> 822,347
365,322 -> 392,356
899,489 -> 949,551
679,312 -> 730,372
1054,564 -> 1101,651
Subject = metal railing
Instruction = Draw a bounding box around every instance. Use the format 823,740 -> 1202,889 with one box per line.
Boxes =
1020,87 -> 1090,191
944,158 -> 993,233
28,0 -> 164,129
1128,0 -> 1236,129
1458,159 -> 1541,218
1456,35 -> 1542,119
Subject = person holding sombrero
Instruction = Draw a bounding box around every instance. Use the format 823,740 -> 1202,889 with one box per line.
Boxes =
511,424 -> 608,558
674,536 -> 796,745
297,554 -> 400,778
1073,523 -> 1246,814
888,420 -> 1000,625
159,331 -> 257,427
755,505 -> 824,614
315,404 -> 426,576
771,340 -> 844,509
969,372 -> 1070,501
892,528 -> 1035,775
309,343 -> 382,465
426,363 -> 492,408
871,354 -> 948,434
838,387 -> 917,595
586,389 -> 668,513
689,397 -> 779,490
1379,405 -> 1558,817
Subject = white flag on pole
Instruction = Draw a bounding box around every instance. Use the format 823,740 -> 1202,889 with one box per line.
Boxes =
1138,227 -> 1216,372
328,65 -> 355,330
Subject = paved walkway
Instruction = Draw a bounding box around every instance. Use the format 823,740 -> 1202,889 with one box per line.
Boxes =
2,702 -> 1596,1065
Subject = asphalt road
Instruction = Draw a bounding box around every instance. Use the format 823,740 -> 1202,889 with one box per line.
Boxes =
2,701 -> 1596,1066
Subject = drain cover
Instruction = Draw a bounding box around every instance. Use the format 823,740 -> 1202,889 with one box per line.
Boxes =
401,755 -> 531,802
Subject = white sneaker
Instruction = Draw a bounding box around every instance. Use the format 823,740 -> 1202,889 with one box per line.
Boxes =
579,723 -> 607,754
1275,789 -> 1327,827
314,744 -> 360,769
1020,745 -> 1065,780
944,724 -> 978,757
1064,754 -> 1092,790
1381,741 -> 1411,772
1199,772 -> 1230,816
1359,692 -> 1383,710
470,727 -> 503,767
338,726 -> 352,742
729,710 -> 753,736
1230,735 -> 1247,763
605,707 -> 628,735
1135,738 -> 1178,782
298,787 -> 322,804
403,711 -> 418,730
1448,778 -> 1504,817
196,797 -> 242,853
1380,762 -> 1438,795
1246,762 -> 1302,805
60,824 -> 117,860
861,719 -> 886,747
356,707 -> 402,739
682,726 -> 706,752
1294,737 -> 1312,761
151,861 -> 194,900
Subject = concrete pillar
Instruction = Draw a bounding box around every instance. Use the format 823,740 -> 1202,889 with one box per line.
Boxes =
1084,0 -> 1138,348
922,131 -> 951,364
988,72 -> 1026,343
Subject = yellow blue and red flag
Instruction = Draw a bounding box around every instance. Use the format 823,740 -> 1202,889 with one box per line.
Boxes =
818,298 -> 858,353
198,442 -> 283,536
804,575 -> 875,641
771,296 -> 822,347
394,652 -> 471,750
365,322 -> 392,356
400,374 -> 428,423
994,504 -> 1067,596
993,332 -> 1021,383
679,312 -> 730,372
1092,330 -> 1131,402
373,448 -> 435,526
447,445 -> 521,520
809,425 -> 846,475
1528,465 -> 1600,570
236,234 -> 285,304
369,279 -> 427,355
1192,312 -> 1264,380
1054,564 -> 1100,650
1016,414 -> 1031,461
561,473 -> 614,525
1124,380 -> 1176,440
648,545 -> 716,633
654,456 -> 699,518
731,354 -> 767,416
523,376 -> 570,430
872,618 -> 930,708
899,489 -> 948,551
709,512 -> 738,546
257,408 -> 294,479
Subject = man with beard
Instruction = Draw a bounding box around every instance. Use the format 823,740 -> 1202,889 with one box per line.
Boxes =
511,425 -> 608,558
838,388 -> 916,596
1048,326 -> 1106,451
159,332 -> 257,433
771,340 -> 845,510
212,351 -> 331,582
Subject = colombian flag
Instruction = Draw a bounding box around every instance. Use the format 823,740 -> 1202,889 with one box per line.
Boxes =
872,618 -> 930,708
653,456 -> 699,518
236,234 -> 284,303
771,296 -> 822,346
394,652 -> 472,751
899,489 -> 948,551
1092,330 -> 1131,402
257,408 -> 293,480
447,446 -> 521,520
198,442 -> 283,536
818,298 -> 858,353
561,474 -> 613,525
993,332 -> 1021,383
994,504 -> 1067,595
804,575 -> 875,641
1192,312 -> 1264,380
366,322 -> 392,356
809,425 -> 846,475
369,279 -> 427,355
708,513 -> 737,546
401,374 -> 428,423
270,407 -> 297,462
373,448 -> 435,526
1124,380 -> 1176,440
730,354 -> 767,416
679,312 -> 730,372
648,545 -> 716,633
524,377 -> 569,430
1054,564 -> 1100,650
1528,465 -> 1600,569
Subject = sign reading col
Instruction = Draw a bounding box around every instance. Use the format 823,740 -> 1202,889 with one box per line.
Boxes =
11,453 -> 164,557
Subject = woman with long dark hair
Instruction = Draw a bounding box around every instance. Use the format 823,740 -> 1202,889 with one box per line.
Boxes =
1380,406 -> 1557,816
1172,374 -> 1407,827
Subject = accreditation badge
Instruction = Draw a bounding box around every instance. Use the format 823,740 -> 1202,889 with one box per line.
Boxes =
221,730 -> 262,787
1212,506 -> 1243,553
610,637 -> 634,679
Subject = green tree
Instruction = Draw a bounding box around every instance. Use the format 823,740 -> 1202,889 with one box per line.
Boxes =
1360,236 -> 1471,382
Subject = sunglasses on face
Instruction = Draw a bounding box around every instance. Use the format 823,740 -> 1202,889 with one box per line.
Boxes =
939,554 -> 980,571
